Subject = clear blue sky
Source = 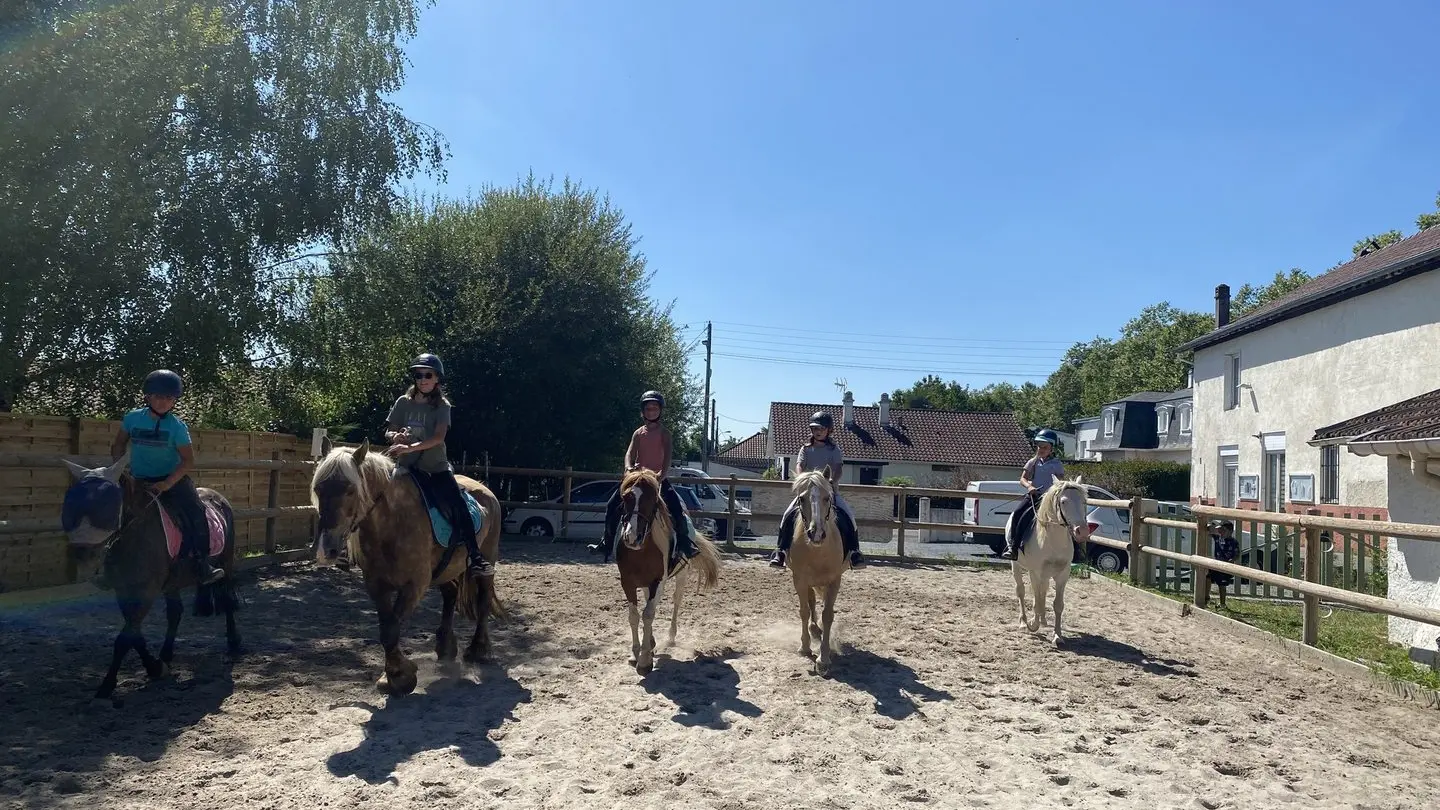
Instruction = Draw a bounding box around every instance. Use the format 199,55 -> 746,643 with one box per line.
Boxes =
391,0 -> 1440,442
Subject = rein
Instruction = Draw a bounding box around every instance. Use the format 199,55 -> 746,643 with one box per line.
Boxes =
92,486 -> 164,556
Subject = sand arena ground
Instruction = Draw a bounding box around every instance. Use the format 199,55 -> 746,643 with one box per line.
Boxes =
2,545 -> 1437,810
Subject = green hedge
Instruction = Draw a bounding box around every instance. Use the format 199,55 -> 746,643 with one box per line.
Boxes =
1062,459 -> 1190,501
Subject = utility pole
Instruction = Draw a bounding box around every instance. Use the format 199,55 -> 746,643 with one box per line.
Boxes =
712,400 -> 718,454
701,321 -> 712,471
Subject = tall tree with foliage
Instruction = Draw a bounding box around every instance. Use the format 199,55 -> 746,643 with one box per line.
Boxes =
272,177 -> 699,471
1231,268 -> 1313,318
1,0 -> 446,413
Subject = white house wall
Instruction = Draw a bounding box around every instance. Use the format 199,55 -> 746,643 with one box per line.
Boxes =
1384,457 -> 1440,657
1191,270 -> 1440,515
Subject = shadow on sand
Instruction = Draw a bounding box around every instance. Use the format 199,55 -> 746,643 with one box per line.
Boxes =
1062,632 -> 1197,678
641,647 -> 763,729
829,645 -> 955,720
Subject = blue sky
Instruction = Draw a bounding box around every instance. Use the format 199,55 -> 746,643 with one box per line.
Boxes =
391,0 -> 1440,442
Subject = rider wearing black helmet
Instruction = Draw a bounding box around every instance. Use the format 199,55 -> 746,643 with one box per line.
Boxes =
768,410 -> 865,569
383,353 -> 491,579
1000,428 -> 1067,560
587,390 -> 700,571
107,369 -> 223,587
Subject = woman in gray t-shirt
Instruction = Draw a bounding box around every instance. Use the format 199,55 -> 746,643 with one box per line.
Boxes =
1000,428 -> 1066,560
382,353 -> 490,578
768,411 -> 865,569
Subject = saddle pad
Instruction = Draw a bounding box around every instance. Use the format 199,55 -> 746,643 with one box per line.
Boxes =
411,479 -> 485,548
161,504 -> 227,560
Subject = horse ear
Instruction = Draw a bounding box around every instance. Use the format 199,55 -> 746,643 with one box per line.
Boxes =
1051,472 -> 1063,488
103,450 -> 129,483
1074,473 -> 1084,486
63,459 -> 89,481
353,440 -> 369,464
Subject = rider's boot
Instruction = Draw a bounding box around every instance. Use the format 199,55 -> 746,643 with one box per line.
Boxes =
193,551 -> 225,585
587,529 -> 615,563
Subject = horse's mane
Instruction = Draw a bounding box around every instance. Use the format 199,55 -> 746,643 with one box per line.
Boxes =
621,469 -> 674,540
310,444 -> 397,512
1037,477 -> 1084,526
791,470 -> 832,496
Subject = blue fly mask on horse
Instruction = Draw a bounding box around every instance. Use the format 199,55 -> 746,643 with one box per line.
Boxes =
62,452 -> 130,550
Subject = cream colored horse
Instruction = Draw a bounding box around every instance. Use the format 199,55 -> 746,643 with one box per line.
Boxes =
785,470 -> 849,676
1007,474 -> 1092,645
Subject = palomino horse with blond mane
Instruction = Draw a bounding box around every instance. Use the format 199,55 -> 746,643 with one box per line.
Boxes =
1007,474 -> 1093,645
310,438 -> 503,694
784,470 -> 852,676
612,469 -> 721,674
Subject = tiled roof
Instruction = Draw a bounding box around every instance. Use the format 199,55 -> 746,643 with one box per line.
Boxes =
1102,389 -> 1190,406
1180,225 -> 1440,353
1311,388 -> 1440,444
712,431 -> 771,472
769,401 -> 1033,467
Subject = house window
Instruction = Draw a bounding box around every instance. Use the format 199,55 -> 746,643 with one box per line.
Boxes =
1179,405 -> 1192,434
1156,407 -> 1171,435
1103,409 -> 1116,437
1225,353 -> 1242,410
1321,445 -> 1339,504
1219,445 -> 1240,508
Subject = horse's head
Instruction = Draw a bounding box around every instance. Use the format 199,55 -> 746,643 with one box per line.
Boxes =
60,450 -> 130,580
309,438 -> 380,566
617,469 -> 665,551
1039,474 -> 1092,542
792,471 -> 836,545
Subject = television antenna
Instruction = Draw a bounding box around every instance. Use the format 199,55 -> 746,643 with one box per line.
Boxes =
832,377 -> 848,398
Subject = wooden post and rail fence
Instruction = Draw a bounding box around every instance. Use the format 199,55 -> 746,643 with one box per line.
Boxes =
3,417 -> 1439,659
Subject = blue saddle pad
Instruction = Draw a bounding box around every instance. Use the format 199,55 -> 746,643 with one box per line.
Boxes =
410,478 -> 484,548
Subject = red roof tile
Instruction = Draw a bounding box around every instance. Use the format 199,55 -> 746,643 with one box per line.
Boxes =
769,401 -> 1032,468
712,431 -> 772,472
1311,388 -> 1440,444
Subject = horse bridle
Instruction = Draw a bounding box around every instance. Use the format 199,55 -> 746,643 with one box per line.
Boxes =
85,480 -> 163,556
619,485 -> 658,545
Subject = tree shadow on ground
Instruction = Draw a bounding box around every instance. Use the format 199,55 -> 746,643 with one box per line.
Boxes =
828,645 -> 955,720
325,666 -> 533,784
641,646 -> 762,729
1062,632 -> 1197,678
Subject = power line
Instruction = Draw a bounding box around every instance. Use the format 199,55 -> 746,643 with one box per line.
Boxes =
714,334 -> 1065,362
717,412 -> 767,425
713,352 -> 1051,379
715,346 -> 1057,371
713,320 -> 1075,346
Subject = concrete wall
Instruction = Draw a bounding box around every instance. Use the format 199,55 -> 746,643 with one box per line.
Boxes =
1384,456 -> 1440,659
1190,270 -> 1440,511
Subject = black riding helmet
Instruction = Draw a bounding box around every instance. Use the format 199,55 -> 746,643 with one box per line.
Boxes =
142,369 -> 183,399
640,390 -> 665,409
809,411 -> 833,430
409,353 -> 444,378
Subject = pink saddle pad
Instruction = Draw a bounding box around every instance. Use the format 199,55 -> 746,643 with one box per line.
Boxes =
161,504 -> 227,560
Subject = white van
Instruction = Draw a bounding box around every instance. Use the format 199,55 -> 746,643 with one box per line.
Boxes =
962,480 -> 1132,573
668,467 -> 754,538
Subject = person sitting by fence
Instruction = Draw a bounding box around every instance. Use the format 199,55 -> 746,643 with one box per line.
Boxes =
1208,520 -> 1239,608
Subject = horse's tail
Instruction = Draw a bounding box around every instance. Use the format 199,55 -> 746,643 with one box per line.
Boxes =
688,531 -> 722,593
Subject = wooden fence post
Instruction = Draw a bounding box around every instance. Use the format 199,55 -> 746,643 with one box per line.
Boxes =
1303,508 -> 1322,646
264,451 -> 280,555
560,466 -> 573,541
896,486 -> 909,558
1128,496 -> 1145,586
1193,509 -> 1211,610
726,475 -> 739,552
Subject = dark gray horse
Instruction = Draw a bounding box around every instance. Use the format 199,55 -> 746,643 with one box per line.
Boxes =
62,452 -> 241,699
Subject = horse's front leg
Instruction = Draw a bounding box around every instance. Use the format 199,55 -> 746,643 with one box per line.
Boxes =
1027,569 -> 1045,633
627,591 -> 642,664
1051,569 -> 1069,646
793,574 -> 813,658
1012,564 -> 1029,629
435,580 -> 459,663
376,583 -> 423,695
158,592 -> 183,673
666,566 -> 687,648
463,571 -> 495,665
636,582 -> 660,674
816,579 -> 842,677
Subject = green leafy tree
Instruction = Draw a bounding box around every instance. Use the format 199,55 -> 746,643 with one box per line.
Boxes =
1351,231 -> 1405,259
2,0 -> 446,413
1231,269 -> 1313,318
273,177 -> 699,471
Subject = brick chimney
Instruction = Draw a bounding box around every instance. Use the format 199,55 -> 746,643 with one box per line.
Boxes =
878,392 -> 891,426
842,391 -> 854,426
1215,283 -> 1231,328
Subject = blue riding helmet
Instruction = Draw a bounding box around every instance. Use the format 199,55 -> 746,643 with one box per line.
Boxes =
1033,428 -> 1060,447
142,369 -> 183,399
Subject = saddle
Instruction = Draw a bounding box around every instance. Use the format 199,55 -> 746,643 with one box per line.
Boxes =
398,468 -> 484,548
158,502 -> 227,561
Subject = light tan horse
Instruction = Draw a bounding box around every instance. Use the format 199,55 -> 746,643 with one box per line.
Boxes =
614,469 -> 721,674
785,470 -> 849,676
310,439 -> 503,694
1008,474 -> 1092,646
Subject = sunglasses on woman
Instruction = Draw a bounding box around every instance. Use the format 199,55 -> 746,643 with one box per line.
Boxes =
412,371 -> 436,380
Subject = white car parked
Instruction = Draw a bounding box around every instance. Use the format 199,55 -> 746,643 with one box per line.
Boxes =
961,480 -> 1133,573
502,478 -> 718,539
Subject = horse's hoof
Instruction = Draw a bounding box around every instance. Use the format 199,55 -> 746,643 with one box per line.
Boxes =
462,646 -> 491,666
146,662 -> 169,681
1026,622 -> 1041,633
636,660 -> 654,675
378,672 -> 418,696
1051,633 -> 1063,647
815,660 -> 832,678
799,646 -> 813,659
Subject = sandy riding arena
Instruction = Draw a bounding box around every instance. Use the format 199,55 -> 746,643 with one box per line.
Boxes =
3,545 -> 1438,810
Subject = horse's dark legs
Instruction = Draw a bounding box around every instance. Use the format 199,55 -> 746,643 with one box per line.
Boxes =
463,573 -> 495,665
221,581 -> 242,655
158,592 -> 183,665
435,581 -> 459,662
97,598 -> 160,699
376,584 -> 422,695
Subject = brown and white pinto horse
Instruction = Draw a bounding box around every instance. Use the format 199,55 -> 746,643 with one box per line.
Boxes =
613,469 -> 721,674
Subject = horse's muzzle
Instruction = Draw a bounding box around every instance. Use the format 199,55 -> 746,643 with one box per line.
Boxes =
313,529 -> 345,566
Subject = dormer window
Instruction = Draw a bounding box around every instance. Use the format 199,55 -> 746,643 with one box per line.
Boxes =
1103,409 -> 1117,437
1179,404 -> 1192,434
1156,406 -> 1172,435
